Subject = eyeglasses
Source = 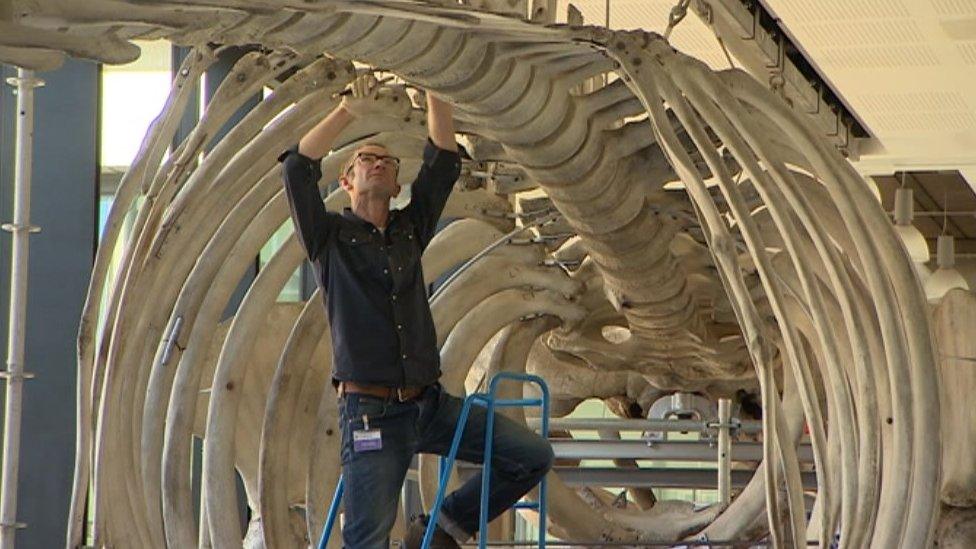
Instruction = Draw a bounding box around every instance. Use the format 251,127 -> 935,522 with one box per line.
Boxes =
346,152 -> 401,175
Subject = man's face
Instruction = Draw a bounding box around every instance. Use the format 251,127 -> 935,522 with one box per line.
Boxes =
340,145 -> 400,200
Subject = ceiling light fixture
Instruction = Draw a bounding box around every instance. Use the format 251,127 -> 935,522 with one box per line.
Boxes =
924,193 -> 970,302
892,172 -> 930,263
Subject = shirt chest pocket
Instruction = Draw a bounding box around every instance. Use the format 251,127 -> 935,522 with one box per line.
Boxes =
337,228 -> 381,275
387,224 -> 421,274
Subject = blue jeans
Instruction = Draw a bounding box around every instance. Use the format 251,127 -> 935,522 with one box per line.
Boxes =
337,383 -> 554,548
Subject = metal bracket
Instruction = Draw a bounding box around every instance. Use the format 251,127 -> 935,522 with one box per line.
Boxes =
1,223 -> 41,234
705,418 -> 742,432
702,417 -> 740,447
518,313 -> 545,321
541,258 -> 581,269
664,0 -> 693,40
477,208 -> 515,219
0,371 -> 35,381
508,232 -> 575,246
516,209 -> 556,221
535,232 -> 575,241
5,76 -> 45,90
694,0 -> 714,24
160,316 -> 185,365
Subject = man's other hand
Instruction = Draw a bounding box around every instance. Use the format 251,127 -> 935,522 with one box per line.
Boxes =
339,73 -> 378,117
340,73 -> 412,120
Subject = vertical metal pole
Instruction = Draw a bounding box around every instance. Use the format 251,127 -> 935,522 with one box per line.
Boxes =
604,0 -> 610,88
717,398 -> 732,506
1,67 -> 44,548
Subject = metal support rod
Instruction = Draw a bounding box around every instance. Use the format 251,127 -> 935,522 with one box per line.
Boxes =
453,465 -> 820,491
548,440 -> 816,462
1,67 -> 44,547
717,398 -> 731,505
525,417 -> 761,434
906,211 -> 976,217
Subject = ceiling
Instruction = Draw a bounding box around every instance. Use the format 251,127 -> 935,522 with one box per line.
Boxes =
556,0 -> 976,201
759,0 -> 976,178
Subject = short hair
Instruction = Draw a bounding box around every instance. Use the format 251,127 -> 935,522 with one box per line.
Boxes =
339,141 -> 388,180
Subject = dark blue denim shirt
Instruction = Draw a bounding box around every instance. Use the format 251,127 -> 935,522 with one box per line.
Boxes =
279,139 -> 461,387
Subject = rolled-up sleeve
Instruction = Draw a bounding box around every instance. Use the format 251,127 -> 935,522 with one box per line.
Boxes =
407,139 -> 462,248
279,145 -> 334,262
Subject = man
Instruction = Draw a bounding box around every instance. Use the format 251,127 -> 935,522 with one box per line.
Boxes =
279,74 -> 554,548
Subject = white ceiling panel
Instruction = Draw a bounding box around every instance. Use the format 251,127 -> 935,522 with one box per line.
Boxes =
774,0 -> 912,20
763,0 -> 976,170
958,42 -> 976,64
931,0 -> 976,17
555,0 -> 975,175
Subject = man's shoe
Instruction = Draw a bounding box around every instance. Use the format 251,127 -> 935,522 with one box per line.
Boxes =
402,514 -> 461,549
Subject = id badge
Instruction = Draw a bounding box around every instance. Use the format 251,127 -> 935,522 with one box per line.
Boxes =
353,414 -> 382,452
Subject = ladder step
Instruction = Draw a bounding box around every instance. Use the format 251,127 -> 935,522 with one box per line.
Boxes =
511,501 -> 539,510
492,398 -> 543,407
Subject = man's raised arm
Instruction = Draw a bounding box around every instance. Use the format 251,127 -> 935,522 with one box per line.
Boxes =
280,74 -> 379,261
297,107 -> 353,160
407,92 -> 462,248
426,93 -> 457,153
297,74 -> 380,159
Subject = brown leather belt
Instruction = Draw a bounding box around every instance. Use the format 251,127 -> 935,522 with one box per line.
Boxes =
337,381 -> 426,402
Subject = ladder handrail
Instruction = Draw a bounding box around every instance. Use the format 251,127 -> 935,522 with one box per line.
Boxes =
425,372 -> 549,549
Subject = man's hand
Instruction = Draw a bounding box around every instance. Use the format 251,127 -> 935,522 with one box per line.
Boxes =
339,74 -> 379,118
298,73 -> 413,159
340,73 -> 413,120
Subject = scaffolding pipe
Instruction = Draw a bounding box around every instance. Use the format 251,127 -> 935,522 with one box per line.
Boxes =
547,440 -> 816,462
1,67 -> 43,547
525,417 -> 762,434
717,398 -> 732,505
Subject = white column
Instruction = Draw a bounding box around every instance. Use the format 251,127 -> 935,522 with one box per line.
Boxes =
1,67 -> 44,548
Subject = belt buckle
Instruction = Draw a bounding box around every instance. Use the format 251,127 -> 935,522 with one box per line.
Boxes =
396,387 -> 408,402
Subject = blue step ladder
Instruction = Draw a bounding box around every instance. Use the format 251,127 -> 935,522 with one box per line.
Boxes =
317,372 -> 550,549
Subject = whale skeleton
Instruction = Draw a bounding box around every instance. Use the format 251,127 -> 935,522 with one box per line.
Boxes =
0,1 -> 955,547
